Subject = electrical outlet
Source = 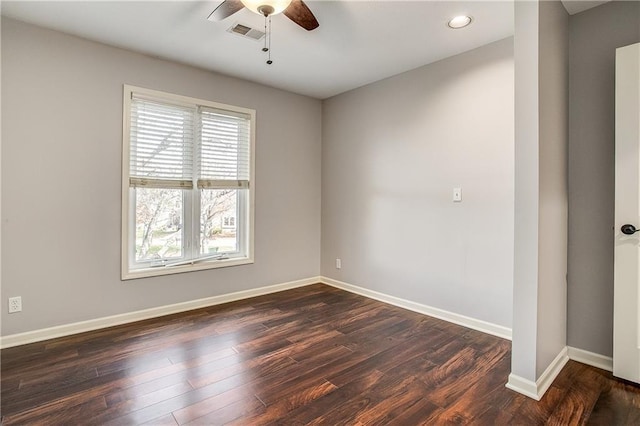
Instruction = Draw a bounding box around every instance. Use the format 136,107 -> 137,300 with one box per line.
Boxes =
336,258 -> 341,269
8,296 -> 22,313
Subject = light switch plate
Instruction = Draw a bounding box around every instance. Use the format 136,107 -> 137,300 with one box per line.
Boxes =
453,187 -> 462,202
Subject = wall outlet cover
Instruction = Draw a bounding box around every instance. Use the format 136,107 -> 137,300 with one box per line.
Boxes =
8,296 -> 22,313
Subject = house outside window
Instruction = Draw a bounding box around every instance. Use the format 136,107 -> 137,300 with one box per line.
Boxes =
222,216 -> 236,229
121,85 -> 255,279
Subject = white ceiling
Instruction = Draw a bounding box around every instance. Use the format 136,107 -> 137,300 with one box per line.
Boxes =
0,1 -> 601,99
1,0 -> 520,98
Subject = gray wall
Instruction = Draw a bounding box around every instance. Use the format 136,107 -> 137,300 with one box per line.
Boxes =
511,0 -> 541,382
321,38 -> 515,328
1,18 -> 322,335
511,0 -> 568,382
567,1 -> 640,357
537,0 -> 569,378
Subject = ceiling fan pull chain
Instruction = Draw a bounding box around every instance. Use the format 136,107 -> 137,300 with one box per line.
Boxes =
266,15 -> 273,65
262,15 -> 269,53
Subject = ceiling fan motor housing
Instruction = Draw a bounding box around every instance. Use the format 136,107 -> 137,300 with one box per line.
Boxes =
241,0 -> 292,16
257,5 -> 275,16
209,0 -> 319,32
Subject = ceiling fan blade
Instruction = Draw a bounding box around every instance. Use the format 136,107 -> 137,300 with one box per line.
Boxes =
207,0 -> 244,21
283,0 -> 319,31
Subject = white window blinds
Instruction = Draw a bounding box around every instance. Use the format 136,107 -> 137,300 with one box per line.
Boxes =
198,107 -> 251,190
129,95 -> 195,189
128,94 -> 251,190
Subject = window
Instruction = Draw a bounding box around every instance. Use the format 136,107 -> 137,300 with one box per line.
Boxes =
122,85 -> 255,279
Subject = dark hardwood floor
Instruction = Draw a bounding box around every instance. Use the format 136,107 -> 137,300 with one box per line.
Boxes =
2,284 -> 640,425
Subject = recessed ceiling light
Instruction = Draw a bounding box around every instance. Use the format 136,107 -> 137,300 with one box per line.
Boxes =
447,15 -> 473,29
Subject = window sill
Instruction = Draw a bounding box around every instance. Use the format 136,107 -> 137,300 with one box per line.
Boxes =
121,256 -> 254,281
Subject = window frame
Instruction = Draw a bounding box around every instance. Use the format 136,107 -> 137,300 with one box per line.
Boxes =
121,85 -> 255,280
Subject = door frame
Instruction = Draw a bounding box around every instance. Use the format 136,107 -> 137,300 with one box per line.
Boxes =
614,42 -> 640,383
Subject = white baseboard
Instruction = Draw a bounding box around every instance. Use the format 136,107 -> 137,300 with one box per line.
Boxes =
536,347 -> 570,398
568,346 -> 613,372
506,346 -> 569,400
505,374 -> 539,400
320,276 -> 512,340
0,276 -> 321,349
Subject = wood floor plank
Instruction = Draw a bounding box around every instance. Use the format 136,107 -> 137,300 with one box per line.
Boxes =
306,372 -> 425,425
183,395 -> 265,425
352,378 -> 429,425
2,396 -> 108,425
3,284 -> 640,425
228,379 -> 338,425
326,335 -> 437,388
171,385 -> 263,424
141,413 -> 179,425
588,383 -> 640,425
425,340 -> 510,408
389,396 -> 442,425
186,350 -> 298,390
280,369 -> 386,424
426,346 -> 516,423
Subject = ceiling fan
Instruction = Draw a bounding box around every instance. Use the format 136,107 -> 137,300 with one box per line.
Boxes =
208,0 -> 319,31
